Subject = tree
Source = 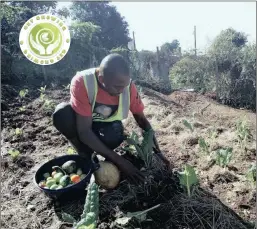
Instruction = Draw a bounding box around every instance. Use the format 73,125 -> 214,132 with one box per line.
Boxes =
10,1 -> 57,14
160,39 -> 180,56
208,28 -> 254,108
169,28 -> 255,110
1,2 -> 57,84
70,2 -> 131,51
57,7 -> 70,20
170,55 -> 215,92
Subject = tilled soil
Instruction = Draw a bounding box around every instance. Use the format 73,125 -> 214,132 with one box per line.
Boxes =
1,85 -> 256,229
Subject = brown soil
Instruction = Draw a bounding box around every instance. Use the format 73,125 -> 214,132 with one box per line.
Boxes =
1,85 -> 256,229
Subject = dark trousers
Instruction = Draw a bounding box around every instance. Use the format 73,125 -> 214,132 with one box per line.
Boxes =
52,102 -> 125,160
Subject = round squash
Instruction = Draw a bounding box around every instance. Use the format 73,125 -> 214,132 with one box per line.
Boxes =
94,161 -> 120,189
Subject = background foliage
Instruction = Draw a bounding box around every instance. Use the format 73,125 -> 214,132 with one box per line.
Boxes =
170,28 -> 256,110
1,2 -> 256,110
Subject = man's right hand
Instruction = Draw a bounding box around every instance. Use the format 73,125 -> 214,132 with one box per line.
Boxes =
115,156 -> 145,184
76,114 -> 145,185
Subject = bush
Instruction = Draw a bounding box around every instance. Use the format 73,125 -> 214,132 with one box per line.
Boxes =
170,55 -> 215,92
170,28 -> 256,110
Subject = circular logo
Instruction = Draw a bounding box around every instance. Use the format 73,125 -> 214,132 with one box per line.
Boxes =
19,14 -> 70,65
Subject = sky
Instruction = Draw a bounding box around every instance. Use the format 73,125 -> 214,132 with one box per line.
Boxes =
57,2 -> 256,52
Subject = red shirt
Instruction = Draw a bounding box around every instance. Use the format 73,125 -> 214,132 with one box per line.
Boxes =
70,73 -> 144,118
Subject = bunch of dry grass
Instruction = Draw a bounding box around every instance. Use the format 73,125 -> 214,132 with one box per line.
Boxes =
98,153 -> 254,229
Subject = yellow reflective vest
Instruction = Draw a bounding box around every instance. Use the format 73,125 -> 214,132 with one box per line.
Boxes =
76,68 -> 131,122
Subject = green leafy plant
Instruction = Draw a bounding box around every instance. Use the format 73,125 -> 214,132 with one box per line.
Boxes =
19,106 -> 26,111
126,129 -> 155,168
246,164 -> 256,185
62,182 -> 99,229
40,93 -> 46,101
198,137 -> 209,154
115,204 -> 160,226
178,164 -> 198,197
67,147 -> 76,155
8,149 -> 20,160
121,144 -> 137,155
38,85 -> 47,102
215,148 -> 233,168
19,89 -> 28,98
208,128 -> 218,147
14,128 -> 23,136
43,99 -> 56,112
236,117 -> 251,150
182,119 -> 194,132
38,85 -> 47,94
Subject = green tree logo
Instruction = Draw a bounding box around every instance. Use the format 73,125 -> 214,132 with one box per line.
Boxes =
19,14 -> 70,65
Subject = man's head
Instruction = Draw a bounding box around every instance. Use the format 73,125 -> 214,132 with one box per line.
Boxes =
97,54 -> 130,96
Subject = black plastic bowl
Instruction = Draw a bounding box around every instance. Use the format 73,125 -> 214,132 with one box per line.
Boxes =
34,154 -> 99,200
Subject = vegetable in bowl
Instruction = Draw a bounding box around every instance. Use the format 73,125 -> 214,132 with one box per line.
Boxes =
38,160 -> 87,190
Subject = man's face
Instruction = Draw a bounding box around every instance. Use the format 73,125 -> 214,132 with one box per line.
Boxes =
100,74 -> 130,96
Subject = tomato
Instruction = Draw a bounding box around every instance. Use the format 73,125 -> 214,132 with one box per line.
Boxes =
71,174 -> 80,183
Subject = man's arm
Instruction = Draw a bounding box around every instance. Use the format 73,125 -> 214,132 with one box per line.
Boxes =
129,84 -> 164,155
133,112 -> 160,151
76,113 -> 144,183
70,75 -> 144,183
133,112 -> 170,166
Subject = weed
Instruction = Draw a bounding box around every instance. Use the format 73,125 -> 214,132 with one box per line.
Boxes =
8,149 -> 20,160
19,89 -> 28,98
38,85 -> 47,94
126,129 -> 155,168
198,137 -> 209,154
43,99 -> 56,112
67,147 -> 76,155
19,106 -> 26,112
208,128 -> 218,147
246,164 -> 256,185
236,116 -> 251,150
40,93 -> 46,102
178,164 -> 198,197
215,148 -> 233,169
122,144 -> 137,155
115,204 -> 160,226
14,128 -> 23,136
182,119 -> 194,132
38,85 -> 47,102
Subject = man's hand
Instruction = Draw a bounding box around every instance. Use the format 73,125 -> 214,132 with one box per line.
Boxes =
133,112 -> 171,168
115,156 -> 144,184
76,114 -> 144,184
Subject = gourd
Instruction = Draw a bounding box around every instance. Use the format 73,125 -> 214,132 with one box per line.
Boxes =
61,160 -> 77,174
53,172 -> 64,183
50,184 -> 59,190
59,175 -> 71,187
94,161 -> 120,189
46,179 -> 56,188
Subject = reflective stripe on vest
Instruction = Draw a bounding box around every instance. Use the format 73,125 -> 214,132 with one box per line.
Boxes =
77,68 -> 131,122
